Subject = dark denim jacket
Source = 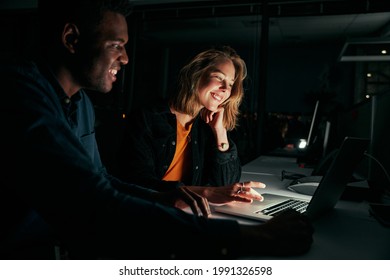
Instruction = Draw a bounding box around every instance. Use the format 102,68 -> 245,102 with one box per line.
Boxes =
117,104 -> 242,191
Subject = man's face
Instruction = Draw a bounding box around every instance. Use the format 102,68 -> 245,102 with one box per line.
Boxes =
79,11 -> 129,93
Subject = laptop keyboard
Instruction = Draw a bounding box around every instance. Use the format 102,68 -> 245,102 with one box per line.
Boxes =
255,199 -> 309,216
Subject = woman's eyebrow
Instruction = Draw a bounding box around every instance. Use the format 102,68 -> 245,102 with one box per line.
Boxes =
211,69 -> 235,82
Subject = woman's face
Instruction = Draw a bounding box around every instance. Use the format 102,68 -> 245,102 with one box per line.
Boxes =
197,59 -> 235,112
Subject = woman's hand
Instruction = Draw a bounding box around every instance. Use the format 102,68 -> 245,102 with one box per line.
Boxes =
200,107 -> 225,132
200,107 -> 230,151
186,181 -> 266,205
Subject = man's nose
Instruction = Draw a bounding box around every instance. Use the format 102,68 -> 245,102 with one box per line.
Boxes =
120,49 -> 129,65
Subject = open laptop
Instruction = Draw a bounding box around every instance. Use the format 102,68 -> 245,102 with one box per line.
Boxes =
214,136 -> 369,221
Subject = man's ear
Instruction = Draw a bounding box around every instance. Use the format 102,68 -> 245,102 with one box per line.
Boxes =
62,23 -> 80,54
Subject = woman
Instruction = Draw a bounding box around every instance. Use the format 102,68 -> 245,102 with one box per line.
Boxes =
118,46 -> 265,205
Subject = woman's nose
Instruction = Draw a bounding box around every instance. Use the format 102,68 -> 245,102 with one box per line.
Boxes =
220,81 -> 228,90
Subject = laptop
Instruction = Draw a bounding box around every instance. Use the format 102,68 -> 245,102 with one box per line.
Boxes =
214,136 -> 369,221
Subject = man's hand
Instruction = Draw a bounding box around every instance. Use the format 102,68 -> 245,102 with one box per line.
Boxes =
155,186 -> 211,218
240,209 -> 314,256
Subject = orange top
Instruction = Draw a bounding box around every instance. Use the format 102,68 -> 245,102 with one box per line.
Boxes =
162,120 -> 193,182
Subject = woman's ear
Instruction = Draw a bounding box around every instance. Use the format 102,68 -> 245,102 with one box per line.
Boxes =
62,23 -> 80,54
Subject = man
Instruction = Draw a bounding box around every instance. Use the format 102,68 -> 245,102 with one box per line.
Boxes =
0,0 -> 313,259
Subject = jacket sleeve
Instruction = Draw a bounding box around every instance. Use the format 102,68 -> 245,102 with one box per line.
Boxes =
212,138 -> 242,185
197,121 -> 242,186
117,108 -> 183,191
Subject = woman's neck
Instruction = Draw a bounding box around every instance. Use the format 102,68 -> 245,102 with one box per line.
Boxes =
170,107 -> 195,129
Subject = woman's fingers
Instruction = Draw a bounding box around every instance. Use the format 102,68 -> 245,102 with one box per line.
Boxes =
232,181 -> 266,202
244,181 -> 266,189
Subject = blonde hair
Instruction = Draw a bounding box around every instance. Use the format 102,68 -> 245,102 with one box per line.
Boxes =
169,46 -> 247,131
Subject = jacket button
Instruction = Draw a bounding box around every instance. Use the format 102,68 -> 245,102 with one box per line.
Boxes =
195,166 -> 199,170
171,141 -> 176,146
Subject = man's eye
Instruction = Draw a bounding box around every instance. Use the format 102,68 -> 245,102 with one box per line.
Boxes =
112,44 -> 123,50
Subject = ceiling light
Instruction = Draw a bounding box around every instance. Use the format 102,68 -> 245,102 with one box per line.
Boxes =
339,37 -> 390,62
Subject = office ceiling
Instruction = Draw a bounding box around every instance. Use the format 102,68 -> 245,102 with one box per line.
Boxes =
129,0 -> 390,46
1,0 -> 389,46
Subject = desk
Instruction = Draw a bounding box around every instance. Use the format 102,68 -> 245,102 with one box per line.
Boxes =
213,156 -> 390,259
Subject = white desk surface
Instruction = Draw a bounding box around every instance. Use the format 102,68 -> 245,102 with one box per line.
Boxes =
211,155 -> 390,260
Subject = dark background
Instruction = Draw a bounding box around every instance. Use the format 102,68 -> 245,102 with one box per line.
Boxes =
1,0 -> 389,200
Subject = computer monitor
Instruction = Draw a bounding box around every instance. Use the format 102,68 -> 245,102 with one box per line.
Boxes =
297,99 -> 333,167
305,100 -> 319,147
370,92 -> 390,201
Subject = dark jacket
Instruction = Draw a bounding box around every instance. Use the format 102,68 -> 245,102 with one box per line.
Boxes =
117,103 -> 242,191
